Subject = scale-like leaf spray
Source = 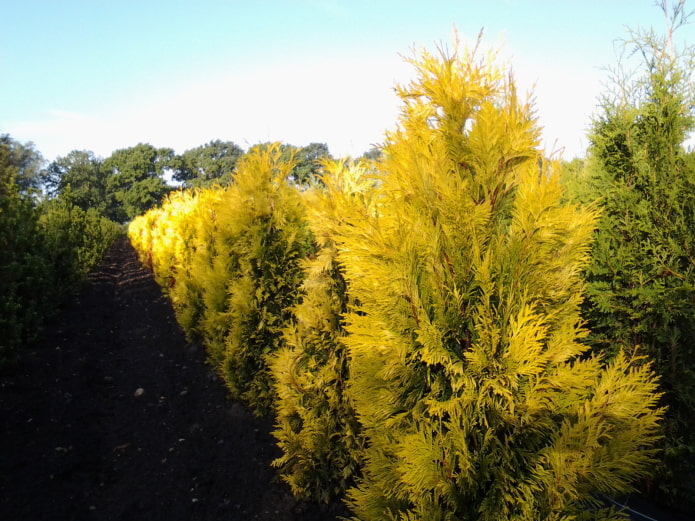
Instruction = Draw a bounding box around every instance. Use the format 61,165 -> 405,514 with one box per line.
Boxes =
338,37 -> 664,521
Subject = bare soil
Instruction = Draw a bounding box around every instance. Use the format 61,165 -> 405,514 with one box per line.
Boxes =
0,237 -> 348,521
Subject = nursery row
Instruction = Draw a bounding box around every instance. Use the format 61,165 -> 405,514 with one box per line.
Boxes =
129,40 -> 669,521
0,137 -> 120,364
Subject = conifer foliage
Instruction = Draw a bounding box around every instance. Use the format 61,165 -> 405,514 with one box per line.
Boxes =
1,136 -> 119,363
270,159 -> 374,502
130,144 -> 314,416
338,39 -> 664,521
217,145 -> 315,416
575,0 -> 695,504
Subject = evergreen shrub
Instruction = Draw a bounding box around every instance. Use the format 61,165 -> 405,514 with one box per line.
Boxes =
129,144 -> 314,416
568,4 -> 695,505
271,159 -> 376,502
1,143 -> 119,364
337,38 -> 665,521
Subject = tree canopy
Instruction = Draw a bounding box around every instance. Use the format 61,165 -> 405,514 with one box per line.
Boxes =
45,150 -> 107,212
175,139 -> 245,189
0,134 -> 45,195
102,143 -> 175,222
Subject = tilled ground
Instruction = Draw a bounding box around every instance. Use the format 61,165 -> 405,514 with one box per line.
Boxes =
0,237 -> 347,521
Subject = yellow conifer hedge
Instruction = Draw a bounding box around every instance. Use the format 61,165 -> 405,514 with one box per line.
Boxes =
129,144 -> 314,416
338,39 -> 664,521
270,159 -> 378,502
129,37 -> 666,521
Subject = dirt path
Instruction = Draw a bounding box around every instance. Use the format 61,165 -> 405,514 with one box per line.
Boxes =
0,237 -> 346,521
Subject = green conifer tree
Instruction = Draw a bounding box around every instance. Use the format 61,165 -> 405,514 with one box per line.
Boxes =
339,38 -> 664,521
575,1 -> 695,505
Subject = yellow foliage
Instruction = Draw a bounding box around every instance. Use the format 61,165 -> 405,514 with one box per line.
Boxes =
338,36 -> 663,521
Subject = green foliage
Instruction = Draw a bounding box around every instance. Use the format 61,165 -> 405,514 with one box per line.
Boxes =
175,140 -> 244,189
270,159 -> 373,502
103,143 -> 175,221
290,142 -> 333,185
38,199 -> 120,290
0,134 -> 45,194
569,1 -> 695,505
336,39 -> 664,521
0,136 -> 119,365
45,150 -> 107,213
0,139 -> 50,358
358,147 -> 383,162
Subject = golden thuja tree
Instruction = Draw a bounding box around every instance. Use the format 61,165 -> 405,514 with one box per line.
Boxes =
163,188 -> 225,340
216,143 -> 315,416
339,39 -> 664,521
129,145 -> 314,417
271,159 -> 375,502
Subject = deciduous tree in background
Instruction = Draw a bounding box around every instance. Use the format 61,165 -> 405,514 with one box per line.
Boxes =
248,142 -> 334,186
0,134 -> 45,195
290,142 -> 333,185
103,143 -> 175,222
45,150 -> 107,213
175,139 -> 245,189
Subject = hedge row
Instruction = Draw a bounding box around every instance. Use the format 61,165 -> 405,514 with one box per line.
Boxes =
130,144 -> 315,417
0,175 -> 120,365
129,42 -> 665,520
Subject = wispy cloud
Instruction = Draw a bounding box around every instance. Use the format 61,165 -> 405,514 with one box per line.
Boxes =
6,45 -> 599,162
8,53 -> 414,160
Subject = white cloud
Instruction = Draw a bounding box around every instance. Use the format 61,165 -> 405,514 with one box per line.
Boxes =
7,54 -> 414,160
7,50 -> 599,162
8,110 -> 112,159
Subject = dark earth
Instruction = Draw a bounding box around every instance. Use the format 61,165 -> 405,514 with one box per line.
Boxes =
0,237 -> 348,521
1,238 -> 691,521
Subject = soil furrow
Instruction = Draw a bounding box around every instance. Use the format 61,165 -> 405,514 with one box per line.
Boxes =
1,237 -> 345,521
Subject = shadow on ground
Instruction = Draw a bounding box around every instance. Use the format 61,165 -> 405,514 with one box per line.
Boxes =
0,237 -> 347,521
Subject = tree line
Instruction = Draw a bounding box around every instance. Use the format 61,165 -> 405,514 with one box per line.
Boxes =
0,133 -> 376,362
13,138 -> 380,223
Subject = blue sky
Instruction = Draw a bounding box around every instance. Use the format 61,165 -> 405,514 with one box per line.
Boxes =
1,0 -> 687,162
